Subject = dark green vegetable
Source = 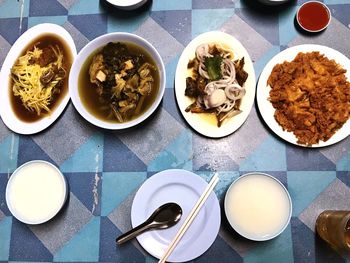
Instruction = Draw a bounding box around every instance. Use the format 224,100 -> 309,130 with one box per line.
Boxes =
204,56 -> 222,80
101,42 -> 144,89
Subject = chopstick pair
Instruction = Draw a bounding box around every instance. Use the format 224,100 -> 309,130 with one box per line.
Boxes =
158,173 -> 219,263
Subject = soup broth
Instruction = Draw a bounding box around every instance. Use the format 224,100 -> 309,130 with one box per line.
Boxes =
9,34 -> 73,122
7,162 -> 66,223
78,42 -> 160,123
225,174 -> 291,240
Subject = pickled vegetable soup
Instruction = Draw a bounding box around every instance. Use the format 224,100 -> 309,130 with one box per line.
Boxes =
226,174 -> 291,239
7,162 -> 66,223
79,42 -> 160,123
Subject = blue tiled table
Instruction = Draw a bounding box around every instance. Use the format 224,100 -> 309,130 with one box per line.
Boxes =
1,0 -> 350,262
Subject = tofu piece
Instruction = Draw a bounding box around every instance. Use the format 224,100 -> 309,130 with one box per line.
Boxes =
124,60 -> 134,70
96,70 -> 106,82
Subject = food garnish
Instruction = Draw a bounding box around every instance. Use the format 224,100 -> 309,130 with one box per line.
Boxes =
11,44 -> 66,115
184,43 -> 248,127
268,51 -> 350,146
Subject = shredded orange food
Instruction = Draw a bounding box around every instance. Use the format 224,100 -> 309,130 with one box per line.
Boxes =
268,51 -> 350,146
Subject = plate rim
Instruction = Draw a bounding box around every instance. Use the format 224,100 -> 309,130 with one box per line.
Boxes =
256,44 -> 350,147
130,169 -> 221,262
174,31 -> 256,138
0,23 -> 77,135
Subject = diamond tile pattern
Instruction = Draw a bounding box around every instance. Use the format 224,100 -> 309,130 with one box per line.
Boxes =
31,104 -> 98,166
116,108 -> 184,165
29,193 -> 93,254
299,179 -> 350,231
0,0 -> 350,262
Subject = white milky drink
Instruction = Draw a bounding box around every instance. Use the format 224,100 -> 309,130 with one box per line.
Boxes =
225,173 -> 292,241
6,161 -> 67,224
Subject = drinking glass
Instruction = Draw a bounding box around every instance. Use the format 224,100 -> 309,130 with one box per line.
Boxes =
316,210 -> 350,251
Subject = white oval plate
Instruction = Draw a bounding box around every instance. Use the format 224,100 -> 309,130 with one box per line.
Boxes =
175,31 -> 256,138
257,44 -> 350,147
131,169 -> 220,262
0,23 -> 77,135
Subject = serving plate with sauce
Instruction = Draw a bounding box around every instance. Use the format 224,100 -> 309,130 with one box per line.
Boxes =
175,31 -> 256,138
0,23 -> 76,134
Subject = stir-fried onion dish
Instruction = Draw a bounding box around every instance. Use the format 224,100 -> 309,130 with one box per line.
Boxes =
84,42 -> 159,123
184,43 -> 248,127
268,51 -> 350,146
11,43 -> 66,116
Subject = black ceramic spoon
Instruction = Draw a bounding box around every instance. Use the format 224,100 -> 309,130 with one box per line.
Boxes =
116,202 -> 182,245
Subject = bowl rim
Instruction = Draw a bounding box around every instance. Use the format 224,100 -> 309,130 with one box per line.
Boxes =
224,172 -> 292,241
105,0 -> 148,9
69,32 -> 166,130
5,160 -> 68,225
296,1 -> 331,33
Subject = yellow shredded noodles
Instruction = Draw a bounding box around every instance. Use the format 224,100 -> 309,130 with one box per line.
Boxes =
11,45 -> 65,115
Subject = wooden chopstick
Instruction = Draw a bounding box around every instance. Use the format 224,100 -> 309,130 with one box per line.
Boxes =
158,173 -> 219,263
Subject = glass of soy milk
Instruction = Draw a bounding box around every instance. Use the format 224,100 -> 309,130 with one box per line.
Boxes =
224,172 -> 292,241
6,160 -> 68,224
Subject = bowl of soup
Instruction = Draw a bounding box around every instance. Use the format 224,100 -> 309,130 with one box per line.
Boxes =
224,172 -> 292,241
6,160 -> 68,224
69,32 -> 165,130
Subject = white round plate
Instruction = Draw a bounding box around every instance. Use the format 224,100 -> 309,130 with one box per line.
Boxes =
0,23 -> 77,135
257,44 -> 350,147
131,169 -> 220,262
175,31 -> 256,138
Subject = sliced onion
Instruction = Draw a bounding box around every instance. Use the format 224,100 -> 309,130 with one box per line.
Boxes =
225,84 -> 245,100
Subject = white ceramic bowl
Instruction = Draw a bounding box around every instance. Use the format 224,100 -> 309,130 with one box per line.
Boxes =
105,0 -> 148,10
296,1 -> 331,33
224,172 -> 292,241
6,160 -> 68,225
0,23 -> 76,135
69,32 -> 166,130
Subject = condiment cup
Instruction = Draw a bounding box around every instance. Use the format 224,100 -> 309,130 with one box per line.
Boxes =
224,172 -> 292,241
6,160 -> 68,225
296,1 -> 331,33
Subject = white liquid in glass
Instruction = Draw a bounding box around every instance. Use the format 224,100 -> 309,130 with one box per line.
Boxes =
225,174 -> 291,240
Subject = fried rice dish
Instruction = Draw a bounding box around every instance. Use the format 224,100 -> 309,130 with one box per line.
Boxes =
268,51 -> 350,146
